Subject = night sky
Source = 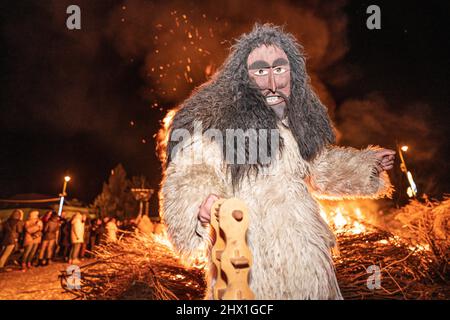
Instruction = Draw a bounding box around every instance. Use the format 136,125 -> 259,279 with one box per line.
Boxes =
1,0 -> 449,206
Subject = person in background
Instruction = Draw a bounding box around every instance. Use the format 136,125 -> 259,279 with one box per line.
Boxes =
88,218 -> 101,256
21,210 -> 43,269
41,210 -> 52,225
105,217 -> 118,243
79,213 -> 91,260
99,217 -> 109,243
14,210 -> 25,265
69,212 -> 84,265
38,211 -> 60,266
0,210 -> 24,271
59,211 -> 71,261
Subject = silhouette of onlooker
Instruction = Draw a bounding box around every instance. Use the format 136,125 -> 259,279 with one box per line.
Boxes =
38,211 -> 60,266
22,210 -> 43,269
69,212 -> 84,264
105,217 -> 118,242
59,212 -> 71,261
79,214 -> 91,259
0,210 -> 24,271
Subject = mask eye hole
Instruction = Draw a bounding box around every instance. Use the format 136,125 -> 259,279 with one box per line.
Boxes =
254,69 -> 269,76
273,67 -> 287,74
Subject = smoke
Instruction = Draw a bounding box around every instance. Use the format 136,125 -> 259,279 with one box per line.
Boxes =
104,0 -> 350,114
1,0 -> 447,199
339,94 -> 433,156
337,93 -> 446,196
1,0 -> 348,140
0,0 -> 148,157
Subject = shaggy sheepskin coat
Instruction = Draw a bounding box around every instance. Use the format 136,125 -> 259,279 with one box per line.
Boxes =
160,123 -> 393,300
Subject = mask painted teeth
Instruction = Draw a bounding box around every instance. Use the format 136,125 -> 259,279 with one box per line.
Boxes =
266,96 -> 280,103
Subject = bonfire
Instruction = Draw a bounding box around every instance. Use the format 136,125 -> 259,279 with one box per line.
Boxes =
61,197 -> 449,300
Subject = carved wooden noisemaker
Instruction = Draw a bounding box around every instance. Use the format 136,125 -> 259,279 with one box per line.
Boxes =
210,198 -> 255,300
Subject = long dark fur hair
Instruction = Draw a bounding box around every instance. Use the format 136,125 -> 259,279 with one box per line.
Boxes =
166,23 -> 335,189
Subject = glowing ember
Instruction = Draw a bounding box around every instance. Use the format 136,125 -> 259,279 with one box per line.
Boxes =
333,208 -> 348,230
153,231 -> 175,250
183,246 -> 209,270
351,221 -> 365,235
409,243 -> 431,252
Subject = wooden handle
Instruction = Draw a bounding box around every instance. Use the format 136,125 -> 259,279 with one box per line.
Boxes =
210,198 -> 254,300
210,199 -> 227,300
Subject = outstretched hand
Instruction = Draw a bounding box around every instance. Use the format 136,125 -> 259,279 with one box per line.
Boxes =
374,149 -> 396,173
198,194 -> 220,225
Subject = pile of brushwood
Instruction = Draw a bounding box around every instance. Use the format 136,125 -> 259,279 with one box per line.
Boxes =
61,198 -> 448,300
335,229 -> 447,299
60,232 -> 206,300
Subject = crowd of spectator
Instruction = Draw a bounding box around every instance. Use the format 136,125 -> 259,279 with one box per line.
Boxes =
0,209 -> 157,272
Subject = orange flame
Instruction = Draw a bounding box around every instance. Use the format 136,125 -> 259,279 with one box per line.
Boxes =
319,201 -> 369,235
156,108 -> 177,166
153,229 -> 209,269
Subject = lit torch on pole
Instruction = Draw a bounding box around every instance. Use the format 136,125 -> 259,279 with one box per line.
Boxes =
398,145 -> 417,198
58,176 -> 71,216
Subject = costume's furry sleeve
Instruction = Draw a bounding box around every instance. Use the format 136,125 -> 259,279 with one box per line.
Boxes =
308,145 -> 394,200
160,134 -> 227,257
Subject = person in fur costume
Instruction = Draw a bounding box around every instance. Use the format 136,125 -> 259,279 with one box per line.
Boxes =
159,24 -> 395,299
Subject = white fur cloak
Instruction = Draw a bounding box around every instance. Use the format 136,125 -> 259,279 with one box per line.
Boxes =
160,123 -> 393,300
